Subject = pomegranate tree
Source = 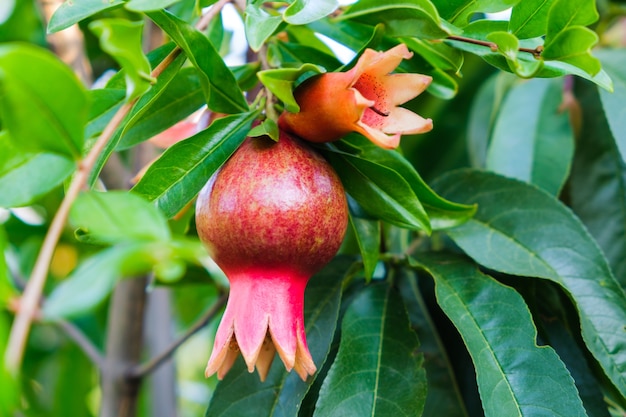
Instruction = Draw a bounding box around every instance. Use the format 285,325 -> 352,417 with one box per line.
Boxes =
195,130 -> 348,381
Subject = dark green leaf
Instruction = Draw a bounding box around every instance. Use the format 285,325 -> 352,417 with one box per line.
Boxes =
402,37 -> 463,74
486,78 -> 574,195
314,283 -> 426,417
0,43 -> 88,158
509,0 -> 556,38
125,0 -> 181,11
70,191 -> 171,244
132,110 -> 260,218
569,81 -> 626,288
89,19 -> 155,101
416,253 -> 587,417
433,169 -> 626,399
147,9 -> 248,113
244,4 -> 283,52
0,132 -> 75,208
596,49 -> 626,163
283,0 -> 338,25
349,215 -> 380,281
206,257 -> 353,417
257,64 -> 325,112
47,0 -> 125,33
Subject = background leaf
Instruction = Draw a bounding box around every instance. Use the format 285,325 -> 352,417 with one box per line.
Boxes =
433,169 -> 626,399
416,253 -> 587,417
47,0 -> 125,33
314,282 -> 427,417
596,49 -> 626,163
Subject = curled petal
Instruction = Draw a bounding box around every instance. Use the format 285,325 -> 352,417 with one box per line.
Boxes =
383,73 -> 432,106
384,107 -> 433,135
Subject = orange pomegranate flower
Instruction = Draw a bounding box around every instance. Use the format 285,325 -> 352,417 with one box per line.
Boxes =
278,44 -> 433,149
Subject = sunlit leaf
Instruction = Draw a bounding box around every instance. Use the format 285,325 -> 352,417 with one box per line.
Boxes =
47,0 -> 125,33
125,0 -> 181,11
257,64 -> 325,112
437,0 -> 521,25
509,0 -> 556,38
283,0 -> 338,25
244,4 -> 283,52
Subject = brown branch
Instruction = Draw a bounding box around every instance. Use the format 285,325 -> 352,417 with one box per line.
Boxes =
447,35 -> 543,58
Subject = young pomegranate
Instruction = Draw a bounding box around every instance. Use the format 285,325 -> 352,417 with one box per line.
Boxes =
195,130 -> 348,381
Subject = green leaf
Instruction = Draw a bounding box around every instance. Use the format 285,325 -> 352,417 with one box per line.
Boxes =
42,243 -> 160,320
85,88 -> 126,139
432,169 -> 626,399
283,0 -> 338,25
545,0 -> 599,39
257,64 -> 325,113
339,0 -> 450,39
437,0 -> 521,25
569,81 -> 626,288
486,31 -> 543,77
0,132 -> 75,208
542,26 -> 601,76
70,191 -> 171,244
0,311 -> 19,415
415,252 -> 587,417
132,110 -> 260,218
0,43 -> 88,158
486,78 -> 574,195
147,9 -> 249,114
47,0 -> 125,33
402,37 -> 463,74
125,0 -> 181,11
0,227 -> 16,304
509,0 -> 556,39
247,117 -> 279,141
89,19 -> 155,101
244,4 -> 283,52
205,257 -> 353,417
596,49 -> 626,163
314,282 -> 427,417
349,214 -> 380,281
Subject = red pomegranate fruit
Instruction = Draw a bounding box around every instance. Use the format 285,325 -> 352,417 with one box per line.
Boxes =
195,130 -> 348,381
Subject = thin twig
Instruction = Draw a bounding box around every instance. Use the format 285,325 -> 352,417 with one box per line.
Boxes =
56,320 -> 106,369
127,292 -> 228,378
447,35 -> 543,58
195,0 -> 232,31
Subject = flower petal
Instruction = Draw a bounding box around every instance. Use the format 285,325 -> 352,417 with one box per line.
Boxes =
357,44 -> 413,80
382,73 -> 432,106
383,106 -> 433,135
355,120 -> 402,149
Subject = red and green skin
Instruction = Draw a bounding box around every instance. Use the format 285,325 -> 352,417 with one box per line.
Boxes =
195,130 -> 348,381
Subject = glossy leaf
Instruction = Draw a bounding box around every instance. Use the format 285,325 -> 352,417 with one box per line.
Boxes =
402,37 -> 463,74
89,19 -> 155,101
544,0 -> 599,39
509,0 -> 556,38
0,132 -> 75,208
349,215 -> 380,281
125,0 -> 181,11
205,257 -> 353,417
42,243 -> 161,320
432,169 -> 626,398
244,4 -> 283,52
415,253 -> 587,417
437,0 -> 521,25
47,0 -> 125,33
283,0 -> 338,25
314,282 -> 427,417
486,31 -> 543,77
85,88 -> 126,139
596,49 -> 626,163
132,110 -> 260,218
257,64 -> 324,112
542,26 -> 600,76
486,78 -> 574,195
569,81 -> 626,287
0,43 -> 88,158
147,10 -> 248,114
69,191 -> 171,245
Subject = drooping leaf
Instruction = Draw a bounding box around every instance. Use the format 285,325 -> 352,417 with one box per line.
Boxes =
0,43 -> 88,158
69,191 -> 171,245
0,132 -> 75,208
432,169 -> 626,399
147,9 -> 248,113
415,252 -> 587,417
486,78 -> 574,195
509,0 -> 556,39
244,4 -> 283,52
349,214 -> 380,281
283,0 -> 338,25
257,64 -> 325,113
89,19 -> 155,101
47,0 -> 125,33
313,282 -> 427,417
132,110 -> 260,218
596,49 -> 626,163
569,80 -> 626,288
205,257 -> 353,417
486,31 -> 543,77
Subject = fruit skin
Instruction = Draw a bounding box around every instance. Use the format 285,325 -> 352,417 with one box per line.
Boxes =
195,130 -> 348,381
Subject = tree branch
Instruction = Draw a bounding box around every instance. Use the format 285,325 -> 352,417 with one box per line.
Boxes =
447,35 -> 543,58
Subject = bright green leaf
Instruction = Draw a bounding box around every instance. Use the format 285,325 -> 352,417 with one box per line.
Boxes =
433,169 -> 626,399
0,227 -> 16,304
85,88 -> 126,139
0,43 -> 88,158
402,37 -> 464,74
125,0 -> 181,11
486,78 -> 574,195
542,26 -> 600,76
283,0 -> 338,25
257,64 -> 325,113
314,283 -> 427,417
132,110 -> 260,218
0,132 -> 75,208
416,253 -> 587,417
440,0 -> 521,25
545,0 -> 599,39
509,0 -> 556,38
206,257 -> 353,417
147,9 -> 249,113
247,117 -> 279,141
486,31 -> 543,77
89,19 -> 155,101
47,0 -> 125,33
70,191 -> 171,244
596,49 -> 626,163
244,4 -> 283,52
